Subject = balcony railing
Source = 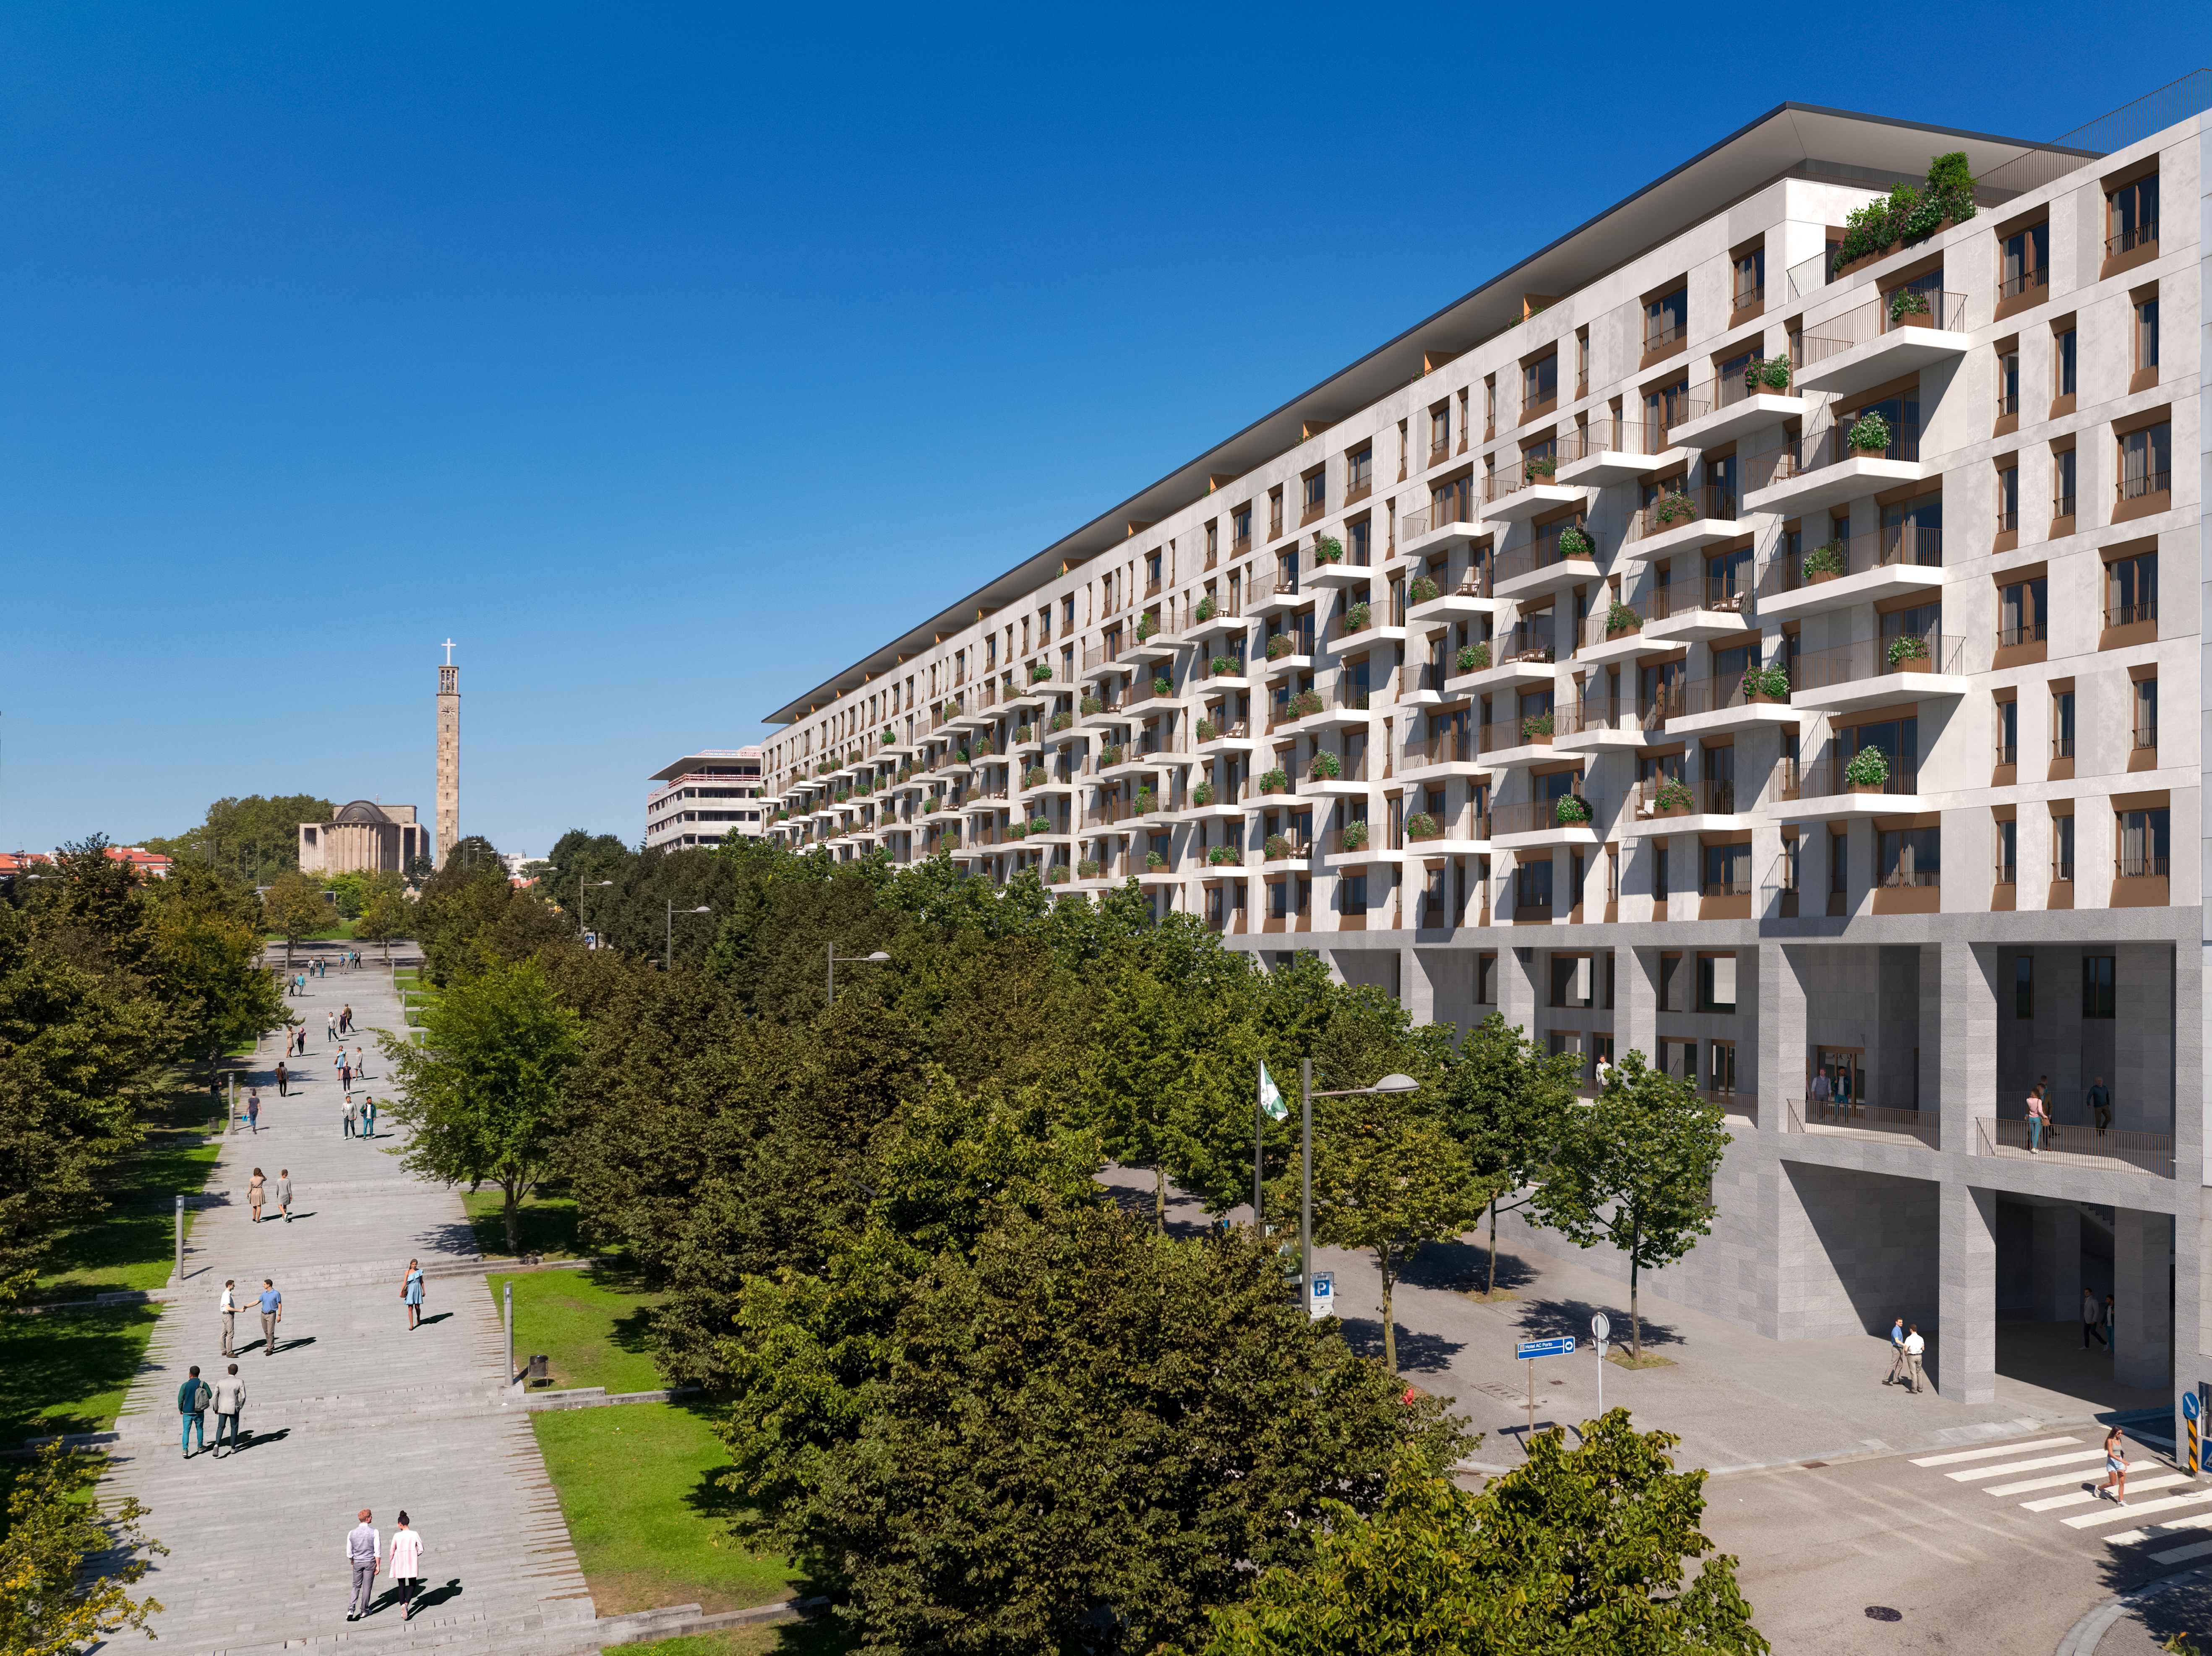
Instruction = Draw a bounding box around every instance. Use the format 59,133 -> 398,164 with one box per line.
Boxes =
2117,854 -> 2170,880
1980,1116 -> 2170,1177
1756,417 -> 1923,492
1493,522 -> 1596,586
1402,478 -> 1479,543
1490,623 -> 1556,666
2106,219 -> 2158,258
1628,484 -> 1735,540
1757,524 -> 1942,597
1996,617 -> 2044,649
1559,417 -> 1679,461
1559,696 -> 1650,737
1490,797 -> 1591,836
1784,753 -> 1922,800
1789,1100 -> 1938,1146
1998,265 -> 2048,301
2117,468 -> 2170,503
1485,458 -> 1566,507
1792,290 -> 1968,367
1634,776 -> 1739,818
1406,728 -> 1475,767
1794,631 -> 1961,694
1405,809 -> 1488,846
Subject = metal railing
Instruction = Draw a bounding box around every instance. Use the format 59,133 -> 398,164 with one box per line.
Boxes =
1490,797 -> 1591,837
1758,524 -> 1943,597
1789,1099 -> 1938,1145
2117,468 -> 2170,503
2105,220 -> 2159,258
1493,522 -> 1596,586
1485,458 -> 1567,507
1492,623 -> 1556,665
1979,1116 -> 2171,1177
1996,617 -> 2044,649
1633,776 -> 1738,818
1405,810 -> 1488,845
2107,599 -> 2158,628
1628,484 -> 1735,540
1793,290 -> 1968,367
1755,417 -> 1922,490
1560,417 -> 1680,461
2116,854 -> 2170,880
1999,265 -> 2049,301
1406,728 -> 1475,767
1784,753 -> 1922,800
1559,696 -> 1652,737
1402,478 -> 1479,542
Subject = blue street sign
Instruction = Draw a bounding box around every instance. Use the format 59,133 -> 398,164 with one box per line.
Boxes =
1516,1336 -> 1576,1360
2185,1391 -> 2201,1422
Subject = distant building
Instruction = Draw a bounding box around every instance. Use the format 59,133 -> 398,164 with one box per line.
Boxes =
297,802 -> 430,875
0,847 -> 169,881
646,747 -> 766,850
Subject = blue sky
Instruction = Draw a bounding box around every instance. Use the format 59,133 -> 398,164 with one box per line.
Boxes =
2,5 -> 2205,857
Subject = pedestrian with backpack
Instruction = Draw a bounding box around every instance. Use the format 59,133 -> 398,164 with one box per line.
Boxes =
178,1365 -> 211,1458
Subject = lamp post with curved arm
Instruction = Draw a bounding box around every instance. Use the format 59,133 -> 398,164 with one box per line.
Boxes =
665,903 -> 710,971
827,945 -> 891,1005
1300,1062 -> 1421,1315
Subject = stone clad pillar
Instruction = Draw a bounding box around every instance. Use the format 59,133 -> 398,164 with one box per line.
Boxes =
1617,946 -> 1657,1068
1936,1182 -> 1997,1403
2114,943 -> 2175,1137
1756,943 -> 1805,1138
2114,1208 -> 2173,1392
2032,1204 -> 2082,1324
1497,944 -> 1538,1041
1923,940 -> 1996,1153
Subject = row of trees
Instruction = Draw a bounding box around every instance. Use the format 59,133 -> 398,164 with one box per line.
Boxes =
382,834 -> 1763,1651
141,792 -> 335,886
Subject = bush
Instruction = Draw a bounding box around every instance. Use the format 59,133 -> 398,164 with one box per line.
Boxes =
1802,540 -> 1847,579
1606,600 -> 1640,635
1098,744 -> 1123,766
1211,656 -> 1241,677
1553,794 -> 1592,825
1740,666 -> 1789,700
1145,851 -> 1165,870
1135,788 -> 1157,814
1046,864 -> 1071,884
1846,411 -> 1891,453
1258,767 -> 1289,793
1195,595 -> 1218,622
1834,151 -> 1976,269
1309,750 -> 1342,779
1524,454 -> 1556,479
1409,576 -> 1439,604
1207,845 -> 1242,867
1457,642 -> 1490,673
1080,694 -> 1104,716
1192,780 -> 1213,806
1290,690 -> 1324,719
1195,719 -> 1218,742
1404,812 -> 1437,839
1654,776 -> 1696,812
1152,675 -> 1174,697
1653,492 -> 1697,527
1340,820 -> 1369,850
1030,662 -> 1054,683
1752,356 -> 1792,391
881,726 -> 895,743
1028,816 -> 1053,835
1050,711 -> 1074,732
923,798 -> 940,813
1844,747 -> 1891,789
1077,858 -> 1102,878
1887,286 -> 1930,324
1886,634 -> 1930,668
1520,711 -> 1555,739
1313,534 -> 1344,564
1343,601 -> 1372,631
1013,723 -> 1033,743
1135,614 -> 1158,641
1556,524 -> 1595,559
1265,833 -> 1294,859
1266,634 -> 1296,661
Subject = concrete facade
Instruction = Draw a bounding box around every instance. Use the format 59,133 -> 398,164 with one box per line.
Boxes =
297,800 -> 429,876
436,655 -> 459,867
755,104 -> 2209,1438
645,746 -> 767,851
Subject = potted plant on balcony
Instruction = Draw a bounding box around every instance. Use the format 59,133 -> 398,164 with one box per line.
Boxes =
1341,819 -> 1370,851
1266,633 -> 1296,661
1023,765 -> 1046,788
1030,662 -> 1054,685
1309,750 -> 1343,781
1844,746 -> 1891,795
923,797 -> 940,813
1029,815 -> 1054,836
1605,599 -> 1641,638
1136,613 -> 1159,642
1049,710 -> 1073,732
1553,793 -> 1592,825
1195,718 -> 1219,743
1195,594 -> 1218,622
1343,600 -> 1372,633
1520,711 -> 1555,744
1741,664 -> 1791,704
1846,411 -> 1892,455
1192,779 -> 1213,806
1524,454 -> 1557,481
1080,693 -> 1104,716
1802,540 -> 1847,583
1744,356 -> 1792,393
1405,811 -> 1439,841
1314,534 -> 1345,564
1265,832 -> 1295,860
1556,523 -> 1596,560
1098,743 -> 1124,766
881,726 -> 896,744
1012,722 -> 1033,744
1210,655 -> 1241,678
972,737 -> 994,757
1046,864 -> 1071,884
1078,858 -> 1103,879
1145,850 -> 1166,871
1409,575 -> 1440,604
1886,286 -> 1932,328
1653,491 -> 1698,528
1207,845 -> 1243,867
1008,822 -> 1028,841
1886,633 -> 1932,672
1291,689 -> 1325,719
1258,766 -> 1289,794
1135,786 -> 1157,815
1651,776 -> 1696,818
1457,641 -> 1490,672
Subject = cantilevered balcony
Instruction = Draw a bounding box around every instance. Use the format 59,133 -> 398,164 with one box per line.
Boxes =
1791,631 -> 1967,715
1554,417 -> 1685,485
1792,289 -> 1970,397
1483,460 -> 1584,524
1618,484 -> 1740,563
1772,754 -> 1925,820
1756,524 -> 1943,623
1744,417 -> 1931,517
1491,521 -> 1599,601
1667,371 -> 1805,450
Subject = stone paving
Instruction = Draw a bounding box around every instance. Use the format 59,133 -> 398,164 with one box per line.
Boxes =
100,945 -> 603,1656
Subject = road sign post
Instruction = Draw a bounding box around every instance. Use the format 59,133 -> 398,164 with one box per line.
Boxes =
2186,1388 -> 2202,1476
1514,1336 -> 1576,1441
1309,1270 -> 1334,1320
1592,1313 -> 1611,1416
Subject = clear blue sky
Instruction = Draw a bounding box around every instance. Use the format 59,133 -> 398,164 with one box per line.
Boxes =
3,5 -> 2204,857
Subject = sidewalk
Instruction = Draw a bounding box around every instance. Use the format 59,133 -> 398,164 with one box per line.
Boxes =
100,946 -> 598,1656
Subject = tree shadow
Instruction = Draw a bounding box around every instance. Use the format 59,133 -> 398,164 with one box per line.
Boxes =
0,1303 -> 160,1440
1335,1317 -> 1463,1374
1515,1294 -> 1684,1350
1400,1239 -> 1539,1294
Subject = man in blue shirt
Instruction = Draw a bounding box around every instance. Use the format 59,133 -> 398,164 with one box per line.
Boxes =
177,1364 -> 209,1457
1885,1318 -> 1909,1386
258,1280 -> 283,1356
2087,1076 -> 2112,1137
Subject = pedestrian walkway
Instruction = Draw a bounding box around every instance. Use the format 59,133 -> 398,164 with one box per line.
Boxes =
100,945 -> 600,1656
1909,1430 -> 2212,1569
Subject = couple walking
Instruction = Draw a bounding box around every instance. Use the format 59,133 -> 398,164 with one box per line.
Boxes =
344,1095 -> 378,1138
245,1170 -> 291,1224
347,1510 -> 429,1622
2025,1075 -> 2115,1152
175,1363 -> 249,1458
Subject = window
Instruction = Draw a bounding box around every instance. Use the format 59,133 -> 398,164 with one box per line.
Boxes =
1268,486 -> 1285,539
1429,405 -> 1450,463
1644,286 -> 1688,352
2106,549 -> 2157,627
1732,246 -> 1765,310
1996,346 -> 2019,417
1341,871 -> 1368,917
2117,421 -> 2170,503
1829,828 -> 1849,896
1643,377 -> 1691,434
1302,469 -> 1326,521
1515,857 -> 1553,911
1701,841 -> 1750,897
2054,326 -> 2077,398
1606,846 -> 1619,903
1550,955 -> 1594,1008
2051,688 -> 2075,758
1346,446 -> 1373,499
1062,594 -> 1076,630
1877,826 -> 1939,888
1347,517 -> 1370,565
2052,447 -> 2076,520
1994,818 -> 2016,884
2134,294 -> 2160,375
1995,463 -> 2018,533
1232,505 -> 1252,552
2052,812 -> 2075,882
1993,697 -> 2017,767
1998,578 -> 2045,648
1781,832 -> 1800,893
1653,845 -> 1669,904
2117,807 -> 2168,878
1575,328 -> 1590,396
1484,378 -> 1497,435
2107,173 -> 2159,257
1476,953 -> 1497,1005
1205,520 -> 1218,564
2014,955 -> 2033,1018
1696,954 -> 1738,1014
1707,1040 -> 1737,1096
2133,676 -> 2157,749
1523,352 -> 1558,417
2083,955 -> 2115,1019
2001,222 -> 2048,298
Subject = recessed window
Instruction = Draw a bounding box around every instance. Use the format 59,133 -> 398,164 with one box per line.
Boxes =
2001,222 -> 2049,298
1301,470 -> 1326,520
2052,812 -> 2074,882
1878,827 -> 1940,890
2083,954 -> 2115,1017
1429,405 -> 1450,464
2107,173 -> 2159,257
1231,505 -> 1252,552
1701,842 -> 1750,899
2014,954 -> 2033,1018
2117,807 -> 2167,877
1644,286 -> 1688,352
1998,577 -> 2045,648
2117,423 -> 2170,504
1996,346 -> 2019,417
2106,549 -> 2157,627
1696,953 -> 1738,1013
2133,676 -> 2157,749
2134,294 -> 2160,375
1523,352 -> 1558,417
1993,697 -> 2017,766
1995,463 -> 2018,534
2052,448 -> 2076,520
2050,688 -> 2075,759
1653,845 -> 1669,904
1732,247 -> 1765,310
2054,325 -> 2077,397
1346,446 -> 1373,498
1993,818 -> 2016,885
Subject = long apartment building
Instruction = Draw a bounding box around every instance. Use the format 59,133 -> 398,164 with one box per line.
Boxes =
644,747 -> 767,850
759,98 -> 2205,1422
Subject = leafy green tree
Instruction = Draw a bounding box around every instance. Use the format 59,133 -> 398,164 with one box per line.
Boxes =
0,1443 -> 167,1656
148,863 -> 285,1078
143,792 -> 334,884
353,877 -> 411,966
1437,1013 -> 1581,1295
380,958 -> 583,1252
260,870 -> 329,967
325,870 -> 369,918
1531,1052 -> 1731,1359
1270,1081 -> 1487,1375
1186,1414 -> 1767,1655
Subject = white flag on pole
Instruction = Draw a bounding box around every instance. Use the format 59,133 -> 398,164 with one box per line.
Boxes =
1259,1063 -> 1287,1122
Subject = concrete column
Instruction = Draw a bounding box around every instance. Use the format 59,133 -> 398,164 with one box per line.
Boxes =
1936,1182 -> 1998,1404
1923,940 -> 1996,1153
2114,1208 -> 2173,1392
1756,943 -> 1805,1139
1617,945 -> 1657,1066
1400,946 -> 1435,1027
2032,1204 -> 2082,1324
2115,943 -> 2175,1136
1497,944 -> 1538,1040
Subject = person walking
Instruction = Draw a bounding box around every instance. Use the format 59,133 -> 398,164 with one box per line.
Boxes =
276,1169 -> 293,1223
326,1010 -> 337,1044
2088,1075 -> 2113,1137
344,1096 -> 360,1139
353,1045 -> 368,1082
211,1363 -> 245,1456
248,1168 -> 266,1224
2085,1286 -> 2108,1349
346,1510 -> 381,1622
401,1258 -> 425,1331
246,1089 -> 261,1135
2100,1426 -> 2129,1505
2105,1293 -> 2117,1352
1885,1317 -> 1909,1385
339,1054 -> 352,1097
1810,1066 -> 1832,1122
276,1061 -> 289,1099
258,1279 -> 282,1355
177,1365 -> 209,1458
220,1279 -> 238,1357
389,1513 -> 425,1620
2025,1088 -> 2048,1153
361,1094 -> 376,1138
1902,1324 -> 1927,1393
341,1003 -> 352,1036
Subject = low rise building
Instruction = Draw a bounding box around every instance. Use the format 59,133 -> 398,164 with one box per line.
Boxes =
297,802 -> 430,875
646,748 -> 766,850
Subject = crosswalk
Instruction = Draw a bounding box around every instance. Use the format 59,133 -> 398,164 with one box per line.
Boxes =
1909,1430 -> 2212,1567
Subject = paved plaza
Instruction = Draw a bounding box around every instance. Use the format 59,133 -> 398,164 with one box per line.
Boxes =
99,947 -> 601,1655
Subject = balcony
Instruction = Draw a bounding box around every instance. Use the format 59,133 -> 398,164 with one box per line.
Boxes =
1187,603 -> 1248,647
1744,419 -> 1930,517
1257,645 -> 1314,681
1670,375 -> 1806,452
1476,717 -> 1566,771
1489,794 -> 1600,849
1398,660 -> 1451,707
1482,461 -> 1583,524
1194,716 -> 1256,753
1399,729 -> 1485,779
1296,753 -> 1379,799
1247,563 -> 1309,620
1787,1099 -> 1938,1149
1554,417 -> 1685,485
1323,825 -> 1404,868
1978,1116 -> 2172,1178
1308,539 -> 1374,590
1658,671 -> 1800,737
1447,626 -> 1557,695
1554,697 -> 1653,752
1400,484 -> 1483,555
1619,484 -> 1740,562
1492,522 -> 1599,601
1756,524 -> 1944,622
1576,601 -> 1658,665
1618,776 -> 1750,838
1773,754 -> 1924,821
1402,808 -> 1492,854
1641,576 -> 1754,645
1791,631 -> 1966,715
1792,290 -> 1970,396
1404,573 -> 1499,625
1303,683 -> 1379,731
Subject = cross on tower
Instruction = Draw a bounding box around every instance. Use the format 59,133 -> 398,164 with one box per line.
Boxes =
441,638 -> 456,665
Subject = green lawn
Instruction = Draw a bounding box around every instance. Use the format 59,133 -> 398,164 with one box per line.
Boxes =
0,1302 -> 163,1440
35,1082 -> 225,1301
464,1187 -> 584,1259
533,1403 -> 800,1616
621,1621 -> 853,1656
488,1264 -> 666,1394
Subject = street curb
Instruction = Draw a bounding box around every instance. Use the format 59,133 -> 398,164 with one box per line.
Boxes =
2055,1561 -> 2212,1656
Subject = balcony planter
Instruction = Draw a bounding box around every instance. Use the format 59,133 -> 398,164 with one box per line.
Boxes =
1206,846 -> 1244,867
1290,690 -> 1325,719
1604,600 -> 1641,639
1077,859 -> 1103,879
1519,713 -> 1555,745
1456,642 -> 1490,672
1135,614 -> 1158,642
1740,667 -> 1791,705
1746,357 -> 1792,392
1553,794 -> 1592,826
1340,821 -> 1370,851
1846,412 -> 1891,456
1050,711 -> 1074,732
1650,777 -> 1696,818
1408,576 -> 1440,604
1098,744 -> 1124,766
1046,866 -> 1071,885
1264,833 -> 1296,860
1195,596 -> 1218,622
1886,287 -> 1932,329
1653,492 -> 1698,528
1029,663 -> 1054,684
1023,766 -> 1047,788
1192,781 -> 1214,806
1523,456 -> 1557,481
1135,789 -> 1157,815
1028,816 -> 1053,835
1844,748 -> 1891,795
1313,535 -> 1345,565
1342,601 -> 1371,633
1404,812 -> 1439,841
1886,635 -> 1932,673
1080,695 -> 1105,716
1195,719 -> 1219,742
1309,750 -> 1342,780
1556,524 -> 1596,561
1145,852 -> 1166,871
1258,768 -> 1289,794
1210,656 -> 1242,677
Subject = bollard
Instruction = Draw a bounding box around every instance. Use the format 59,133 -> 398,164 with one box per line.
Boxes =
504,1282 -> 516,1392
174,1195 -> 185,1280
229,1074 -> 237,1135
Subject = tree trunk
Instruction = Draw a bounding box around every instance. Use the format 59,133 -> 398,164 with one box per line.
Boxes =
1629,1216 -> 1643,1359
1380,1244 -> 1397,1377
503,1181 -> 521,1255
1153,1164 -> 1166,1233
1486,1195 -> 1499,1294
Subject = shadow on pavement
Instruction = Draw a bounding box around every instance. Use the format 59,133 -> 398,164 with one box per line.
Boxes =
1516,1294 -> 1684,1350
1336,1318 -> 1463,1374
1399,1240 -> 1538,1294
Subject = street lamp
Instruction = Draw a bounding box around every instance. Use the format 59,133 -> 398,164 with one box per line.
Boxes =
827,944 -> 891,1005
577,879 -> 613,947
1298,1061 -> 1420,1315
665,902 -> 710,971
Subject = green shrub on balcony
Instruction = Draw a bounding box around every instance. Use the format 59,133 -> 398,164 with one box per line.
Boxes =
1145,851 -> 1166,870
1013,722 -> 1033,743
1606,600 -> 1640,635
1886,634 -> 1931,669
1847,410 -> 1892,453
1653,776 -> 1696,812
1098,744 -> 1123,766
1078,858 -> 1103,879
1553,794 -> 1592,825
1080,694 -> 1104,716
1309,750 -> 1342,780
1524,454 -> 1557,480
1024,766 -> 1047,787
1192,780 -> 1213,806
1313,534 -> 1345,564
1196,718 -> 1219,742
1258,767 -> 1289,793
1556,524 -> 1596,559
1207,845 -> 1242,867
1050,711 -> 1074,732
1266,634 -> 1296,661
1136,613 -> 1158,641
1802,540 -> 1847,579
1046,864 -> 1071,884
1008,822 -> 1028,841
1135,787 -> 1157,814
1030,662 -> 1054,684
1740,665 -> 1790,700
1834,152 -> 1976,269
1844,747 -> 1891,789
1289,690 -> 1325,719
1195,594 -> 1218,622
1340,819 -> 1369,850
1747,356 -> 1792,392
1653,492 -> 1698,527
1265,833 -> 1295,859
1887,286 -> 1931,325
1210,655 -> 1241,677
955,747 -> 972,764
1405,812 -> 1438,839
1153,674 -> 1174,696
1457,642 -> 1490,672
923,798 -> 940,813
1343,600 -> 1372,632
1028,816 -> 1053,835
881,726 -> 895,743
1520,711 -> 1555,739
1409,575 -> 1439,604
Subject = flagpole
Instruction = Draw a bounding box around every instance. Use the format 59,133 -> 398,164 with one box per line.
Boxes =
1300,1057 -> 1313,1312
1253,1064 -> 1265,1226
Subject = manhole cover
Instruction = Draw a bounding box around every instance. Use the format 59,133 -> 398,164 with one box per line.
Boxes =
1864,1607 -> 1903,1622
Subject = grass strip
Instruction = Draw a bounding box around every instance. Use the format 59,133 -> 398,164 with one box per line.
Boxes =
464,1187 -> 584,1259
488,1264 -> 665,1395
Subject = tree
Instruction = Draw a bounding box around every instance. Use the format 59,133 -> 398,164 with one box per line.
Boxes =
380,958 -> 582,1252
260,870 -> 328,968
1186,1414 -> 1768,1655
1531,1051 -> 1731,1359
353,881 -> 410,965
0,1443 -> 167,1656
143,792 -> 334,884
147,864 -> 285,1079
1271,1082 -> 1487,1376
325,870 -> 369,918
1437,1013 -> 1581,1295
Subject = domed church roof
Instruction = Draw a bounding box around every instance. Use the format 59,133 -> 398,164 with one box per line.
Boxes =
333,801 -> 393,825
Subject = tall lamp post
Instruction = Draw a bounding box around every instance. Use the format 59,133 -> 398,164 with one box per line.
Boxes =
576,878 -> 613,947
827,945 -> 891,1005
665,902 -> 710,971
1299,1061 -> 1422,1313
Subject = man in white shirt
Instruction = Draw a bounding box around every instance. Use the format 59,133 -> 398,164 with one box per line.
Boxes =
219,1280 -> 237,1358
346,1510 -> 380,1622
1902,1325 -> 1927,1393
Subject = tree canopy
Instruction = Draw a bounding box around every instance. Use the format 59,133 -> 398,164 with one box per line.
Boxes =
142,792 -> 334,884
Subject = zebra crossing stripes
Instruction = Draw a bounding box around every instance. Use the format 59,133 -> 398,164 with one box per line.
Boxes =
1909,1436 -> 2082,1467
2061,1486 -> 2212,1529
2021,1473 -> 2190,1512
1945,1449 -> 2106,1482
1909,1429 -> 2212,1565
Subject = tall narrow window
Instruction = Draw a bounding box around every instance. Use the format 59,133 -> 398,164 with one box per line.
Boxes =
2052,448 -> 2077,520
2050,688 -> 2074,758
1997,347 -> 2019,417
1732,246 -> 1764,310
1995,462 -> 2018,533
2052,812 -> 2075,882
2117,807 -> 2169,878
1993,818 -> 2016,884
1993,697 -> 2017,766
2106,550 -> 2158,627
2054,326 -> 2077,398
1998,578 -> 2044,648
2134,294 -> 2160,377
2083,955 -> 2116,1017
2133,676 -> 2157,749
2107,174 -> 2159,257
2001,222 -> 2048,298
1644,286 -> 1688,352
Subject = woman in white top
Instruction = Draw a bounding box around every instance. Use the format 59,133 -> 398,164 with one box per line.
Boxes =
389,1512 -> 425,1619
